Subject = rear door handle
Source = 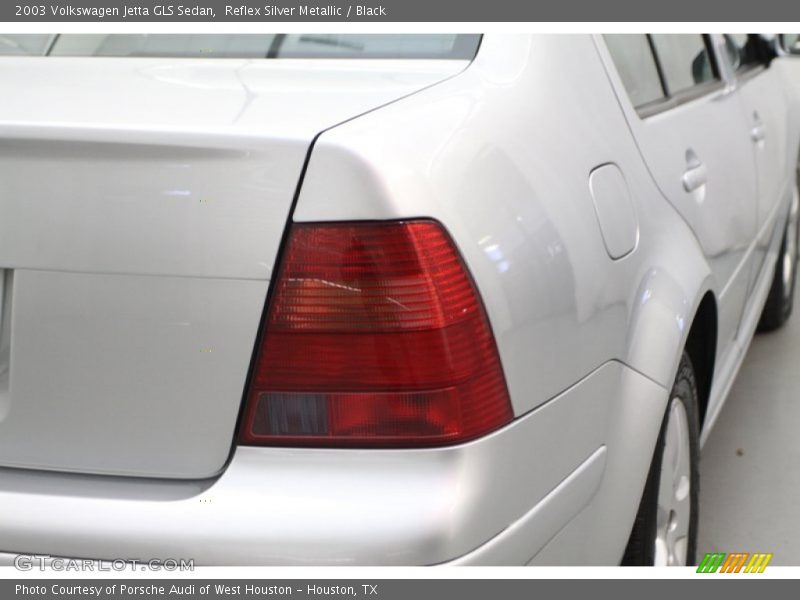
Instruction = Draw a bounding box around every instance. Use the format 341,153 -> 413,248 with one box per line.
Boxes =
751,123 -> 766,143
751,111 -> 766,143
682,160 -> 708,193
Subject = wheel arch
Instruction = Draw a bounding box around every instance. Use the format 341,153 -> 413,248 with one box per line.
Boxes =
683,291 -> 718,429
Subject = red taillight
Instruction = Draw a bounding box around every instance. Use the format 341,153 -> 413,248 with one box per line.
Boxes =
239,220 -> 513,447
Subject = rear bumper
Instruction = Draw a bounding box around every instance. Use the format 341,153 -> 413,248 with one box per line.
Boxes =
0,361 -> 666,566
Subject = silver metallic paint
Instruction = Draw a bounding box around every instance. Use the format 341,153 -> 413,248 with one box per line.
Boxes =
1,34 -> 798,564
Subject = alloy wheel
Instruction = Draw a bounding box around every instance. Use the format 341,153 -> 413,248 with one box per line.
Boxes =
653,397 -> 692,566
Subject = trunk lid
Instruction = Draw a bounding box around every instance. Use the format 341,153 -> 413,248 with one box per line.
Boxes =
0,56 -> 466,478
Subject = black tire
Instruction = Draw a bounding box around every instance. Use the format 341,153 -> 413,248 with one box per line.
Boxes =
758,216 -> 799,332
622,352 -> 700,566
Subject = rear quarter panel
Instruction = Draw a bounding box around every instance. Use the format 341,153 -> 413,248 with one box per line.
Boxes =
296,34 -> 715,411
294,34 -> 719,563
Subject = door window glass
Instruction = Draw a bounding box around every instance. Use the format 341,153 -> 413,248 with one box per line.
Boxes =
650,34 -> 715,94
782,34 -> 800,53
723,34 -> 766,71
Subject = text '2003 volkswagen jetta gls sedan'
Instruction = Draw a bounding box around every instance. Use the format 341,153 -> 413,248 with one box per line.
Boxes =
0,33 -> 799,566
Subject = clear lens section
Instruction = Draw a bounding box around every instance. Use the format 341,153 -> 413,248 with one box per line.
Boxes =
253,390 -> 461,441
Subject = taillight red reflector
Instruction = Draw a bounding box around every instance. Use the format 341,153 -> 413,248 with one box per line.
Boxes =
239,220 -> 513,447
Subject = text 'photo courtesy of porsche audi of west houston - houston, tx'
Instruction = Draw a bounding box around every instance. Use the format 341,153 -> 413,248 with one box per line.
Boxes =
0,33 -> 799,566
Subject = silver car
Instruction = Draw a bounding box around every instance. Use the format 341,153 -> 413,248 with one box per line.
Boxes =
0,33 -> 798,566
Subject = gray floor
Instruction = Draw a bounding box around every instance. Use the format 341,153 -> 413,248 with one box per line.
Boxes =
698,302 -> 800,565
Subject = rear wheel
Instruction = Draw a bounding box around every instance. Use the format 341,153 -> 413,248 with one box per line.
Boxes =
622,352 -> 700,566
758,186 -> 799,332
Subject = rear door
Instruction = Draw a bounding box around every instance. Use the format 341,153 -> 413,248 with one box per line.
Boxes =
719,34 -> 792,286
600,34 -> 759,360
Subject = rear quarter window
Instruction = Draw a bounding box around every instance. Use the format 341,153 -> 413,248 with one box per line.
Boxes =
603,34 -> 665,108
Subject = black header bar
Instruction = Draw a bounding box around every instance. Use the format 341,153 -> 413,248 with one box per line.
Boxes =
1,0 -> 798,22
